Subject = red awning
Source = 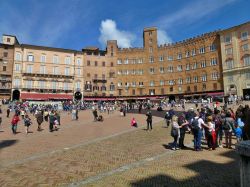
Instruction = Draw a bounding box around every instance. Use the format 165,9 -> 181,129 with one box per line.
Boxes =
21,93 -> 72,100
83,97 -> 116,101
207,92 -> 224,96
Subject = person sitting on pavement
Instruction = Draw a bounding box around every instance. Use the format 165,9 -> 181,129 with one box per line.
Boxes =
131,117 -> 138,128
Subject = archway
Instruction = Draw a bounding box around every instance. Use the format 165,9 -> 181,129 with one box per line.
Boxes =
74,91 -> 82,101
12,90 -> 20,101
169,95 -> 175,103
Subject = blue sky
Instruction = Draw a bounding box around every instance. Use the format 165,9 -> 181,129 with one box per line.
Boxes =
0,0 -> 250,50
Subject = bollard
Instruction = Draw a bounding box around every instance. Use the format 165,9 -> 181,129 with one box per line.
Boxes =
236,140 -> 250,187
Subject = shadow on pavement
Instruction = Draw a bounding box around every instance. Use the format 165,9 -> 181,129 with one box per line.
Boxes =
0,140 -> 18,150
130,150 -> 240,187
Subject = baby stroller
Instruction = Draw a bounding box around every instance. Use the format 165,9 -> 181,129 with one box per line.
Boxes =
97,115 -> 104,122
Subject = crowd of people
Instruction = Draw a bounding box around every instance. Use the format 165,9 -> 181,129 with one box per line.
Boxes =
0,99 -> 250,154
168,104 -> 250,151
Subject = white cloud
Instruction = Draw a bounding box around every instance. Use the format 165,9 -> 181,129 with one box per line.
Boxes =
155,0 -> 237,29
157,29 -> 172,45
99,19 -> 135,48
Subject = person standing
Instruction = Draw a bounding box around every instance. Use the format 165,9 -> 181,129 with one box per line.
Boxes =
36,111 -> 43,131
44,109 -> 49,122
177,113 -> 189,149
146,111 -> 153,130
203,116 -> 216,150
0,107 -> 2,130
11,113 -> 20,134
191,112 -> 205,151
75,108 -> 79,120
222,111 -> 235,149
171,115 -> 183,150
49,111 -> 55,132
7,107 -> 10,118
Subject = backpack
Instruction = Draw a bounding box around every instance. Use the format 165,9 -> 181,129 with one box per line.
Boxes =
222,118 -> 231,131
214,115 -> 222,129
191,118 -> 200,132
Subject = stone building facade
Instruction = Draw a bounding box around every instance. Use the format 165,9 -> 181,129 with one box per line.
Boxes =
12,43 -> 83,101
116,27 -> 223,100
220,21 -> 250,98
1,21 -> 249,101
0,35 -> 16,99
82,40 -> 117,99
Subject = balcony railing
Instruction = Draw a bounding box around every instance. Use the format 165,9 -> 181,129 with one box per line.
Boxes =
16,85 -> 73,91
93,78 -> 107,83
0,86 -> 11,90
22,71 -> 74,78
0,78 -> 12,82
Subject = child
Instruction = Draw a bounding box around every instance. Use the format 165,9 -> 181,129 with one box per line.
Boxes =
234,124 -> 242,143
131,117 -> 138,127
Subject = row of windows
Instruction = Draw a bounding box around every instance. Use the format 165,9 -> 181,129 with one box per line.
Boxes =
227,72 -> 250,81
15,53 -> 82,65
225,44 -> 250,55
117,73 -> 219,87
225,56 -> 250,69
117,61 -> 218,75
118,55 -> 218,65
14,64 -> 80,75
13,79 -> 73,89
150,44 -> 216,56
117,58 -> 143,65
224,31 -> 249,44
118,84 -> 214,96
86,60 -> 113,67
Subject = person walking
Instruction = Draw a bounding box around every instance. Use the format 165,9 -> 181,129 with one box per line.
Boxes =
49,111 -> 55,132
23,114 -> 32,134
11,113 -> 20,134
92,108 -> 98,122
146,111 -> 153,130
36,111 -> 43,131
72,108 -> 76,120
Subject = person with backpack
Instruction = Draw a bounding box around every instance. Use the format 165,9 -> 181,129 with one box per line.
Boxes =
191,112 -> 205,151
222,111 -> 235,149
11,113 -> 20,134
